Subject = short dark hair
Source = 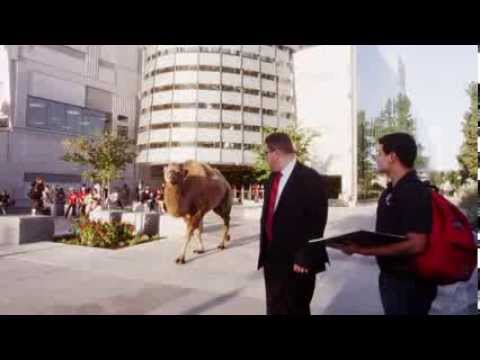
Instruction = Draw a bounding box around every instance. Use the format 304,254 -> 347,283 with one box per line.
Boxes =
265,132 -> 295,154
379,132 -> 417,168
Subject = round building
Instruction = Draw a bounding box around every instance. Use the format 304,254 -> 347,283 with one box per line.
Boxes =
137,45 -> 304,185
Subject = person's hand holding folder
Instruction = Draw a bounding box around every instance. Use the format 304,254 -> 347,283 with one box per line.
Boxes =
337,242 -> 372,256
308,231 -> 407,257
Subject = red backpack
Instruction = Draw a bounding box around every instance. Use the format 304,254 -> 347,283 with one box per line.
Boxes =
412,188 -> 477,285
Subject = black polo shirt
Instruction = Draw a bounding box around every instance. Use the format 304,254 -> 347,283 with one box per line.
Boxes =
375,170 -> 433,274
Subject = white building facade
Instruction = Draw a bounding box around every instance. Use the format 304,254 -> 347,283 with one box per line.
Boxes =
0,45 -> 141,205
295,45 -> 403,205
137,45 -> 303,183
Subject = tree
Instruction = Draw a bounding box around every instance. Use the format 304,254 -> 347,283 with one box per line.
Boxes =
62,132 -> 137,206
252,123 -> 320,183
357,111 -> 376,199
457,82 -> 477,183
394,93 -> 416,134
372,93 -> 429,169
445,170 -> 462,191
358,93 -> 430,199
429,171 -> 446,188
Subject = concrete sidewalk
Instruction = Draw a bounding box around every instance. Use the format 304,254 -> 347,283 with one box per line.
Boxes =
0,205 -> 476,315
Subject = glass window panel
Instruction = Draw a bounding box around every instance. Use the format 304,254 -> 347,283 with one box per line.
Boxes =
26,96 -> 111,136
27,97 -> 48,128
117,125 -> 128,138
79,110 -> 92,135
48,102 -> 66,130
65,106 -> 82,134
83,109 -> 107,137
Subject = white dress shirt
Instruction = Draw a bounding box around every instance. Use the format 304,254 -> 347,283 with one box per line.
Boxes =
274,157 -> 297,211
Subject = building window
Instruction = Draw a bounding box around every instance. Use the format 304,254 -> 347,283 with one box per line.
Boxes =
263,109 -> 277,116
48,102 -> 66,130
243,144 -> 257,151
145,46 -> 289,67
198,142 -> 221,148
146,65 -> 277,81
65,106 -> 82,133
78,110 -> 92,135
139,141 -> 249,151
27,97 -> 49,128
26,96 -> 109,137
117,125 -> 129,138
149,123 -> 171,130
145,102 -> 274,115
222,142 -> 242,150
83,110 -> 108,137
244,125 -> 260,132
222,123 -> 242,131
171,141 -> 196,148
143,84 -> 280,99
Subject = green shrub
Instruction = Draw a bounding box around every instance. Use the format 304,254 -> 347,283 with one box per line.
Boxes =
57,217 -> 160,249
71,217 -> 137,249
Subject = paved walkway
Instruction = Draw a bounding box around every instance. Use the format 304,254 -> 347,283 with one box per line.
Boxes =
0,205 -> 476,315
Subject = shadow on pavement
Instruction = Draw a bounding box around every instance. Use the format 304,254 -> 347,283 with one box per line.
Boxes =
185,234 -> 259,264
202,222 -> 241,234
180,288 -> 245,315
48,285 -> 193,315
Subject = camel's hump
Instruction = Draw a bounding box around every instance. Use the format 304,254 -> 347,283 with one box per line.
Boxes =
183,160 -> 222,179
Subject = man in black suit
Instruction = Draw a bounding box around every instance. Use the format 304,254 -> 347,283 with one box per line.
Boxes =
258,132 -> 329,315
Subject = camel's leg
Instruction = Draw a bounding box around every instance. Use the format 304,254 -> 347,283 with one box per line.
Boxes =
193,221 -> 205,254
221,214 -> 231,246
176,223 -> 194,265
214,207 -> 231,250
176,212 -> 204,264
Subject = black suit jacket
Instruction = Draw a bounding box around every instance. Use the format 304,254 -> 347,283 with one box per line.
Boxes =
258,162 -> 329,274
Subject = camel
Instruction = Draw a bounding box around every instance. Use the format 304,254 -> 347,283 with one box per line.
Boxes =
163,161 -> 233,264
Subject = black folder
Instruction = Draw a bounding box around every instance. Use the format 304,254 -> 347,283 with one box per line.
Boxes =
309,231 -> 406,249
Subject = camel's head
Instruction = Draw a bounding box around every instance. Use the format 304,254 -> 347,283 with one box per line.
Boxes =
164,163 -> 187,186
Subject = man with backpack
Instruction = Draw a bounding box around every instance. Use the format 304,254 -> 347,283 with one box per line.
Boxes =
339,133 -> 475,315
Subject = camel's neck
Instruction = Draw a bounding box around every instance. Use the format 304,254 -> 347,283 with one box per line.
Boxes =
164,183 -> 185,217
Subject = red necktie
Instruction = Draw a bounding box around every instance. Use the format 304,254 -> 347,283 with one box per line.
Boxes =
265,172 -> 282,242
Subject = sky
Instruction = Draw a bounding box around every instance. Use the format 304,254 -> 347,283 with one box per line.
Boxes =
378,45 -> 476,171
295,45 -> 476,171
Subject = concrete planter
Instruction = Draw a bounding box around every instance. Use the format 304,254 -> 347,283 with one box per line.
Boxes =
0,215 -> 55,246
159,215 -> 187,237
89,210 -> 160,237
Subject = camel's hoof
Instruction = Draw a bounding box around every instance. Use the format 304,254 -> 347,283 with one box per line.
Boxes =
193,249 -> 205,254
217,245 -> 226,250
175,257 -> 186,265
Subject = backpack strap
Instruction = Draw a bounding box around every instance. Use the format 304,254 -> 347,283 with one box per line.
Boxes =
422,180 -> 439,193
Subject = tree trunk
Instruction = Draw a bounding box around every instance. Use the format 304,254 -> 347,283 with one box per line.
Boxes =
107,180 -> 111,210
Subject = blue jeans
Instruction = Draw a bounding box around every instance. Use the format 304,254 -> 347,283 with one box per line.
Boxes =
379,271 -> 437,315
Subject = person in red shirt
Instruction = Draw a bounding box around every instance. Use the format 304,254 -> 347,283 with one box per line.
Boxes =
78,185 -> 87,216
65,188 -> 78,219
